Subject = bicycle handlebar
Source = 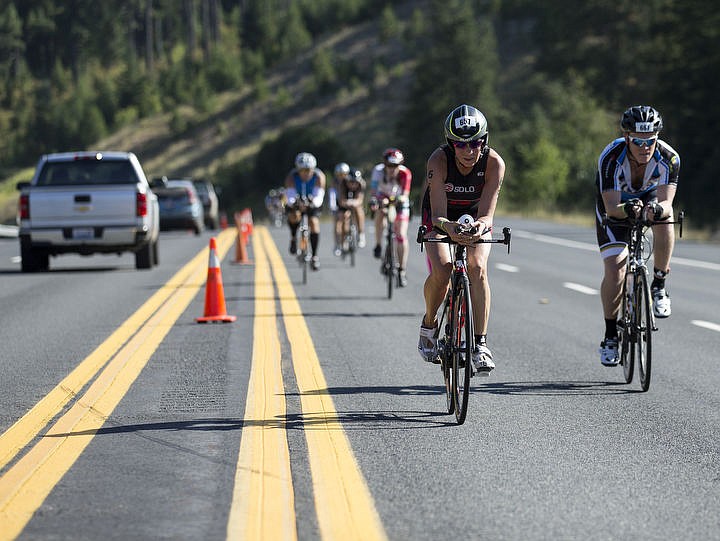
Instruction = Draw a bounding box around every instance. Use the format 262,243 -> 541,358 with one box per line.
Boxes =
416,225 -> 512,254
603,210 -> 684,238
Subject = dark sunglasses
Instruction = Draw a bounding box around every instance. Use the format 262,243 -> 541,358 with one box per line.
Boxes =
452,140 -> 484,150
630,136 -> 658,148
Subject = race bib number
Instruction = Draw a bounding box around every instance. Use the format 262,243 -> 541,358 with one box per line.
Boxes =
635,122 -> 654,132
455,116 -> 477,130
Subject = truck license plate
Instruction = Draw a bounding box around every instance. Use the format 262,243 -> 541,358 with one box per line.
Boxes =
72,227 -> 94,240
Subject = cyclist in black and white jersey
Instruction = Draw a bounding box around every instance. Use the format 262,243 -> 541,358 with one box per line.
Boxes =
596,105 -> 680,366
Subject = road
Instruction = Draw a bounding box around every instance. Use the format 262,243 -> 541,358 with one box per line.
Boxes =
0,216 -> 718,540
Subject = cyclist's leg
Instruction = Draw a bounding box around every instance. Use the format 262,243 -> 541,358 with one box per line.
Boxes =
287,207 -> 301,254
309,212 -> 320,256
395,205 -> 410,271
466,240 -> 492,336
422,242 -> 452,328
334,210 -> 343,253
355,204 -> 365,234
373,208 -> 385,257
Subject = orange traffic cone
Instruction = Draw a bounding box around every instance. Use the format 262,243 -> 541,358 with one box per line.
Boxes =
233,210 -> 252,264
196,237 -> 237,323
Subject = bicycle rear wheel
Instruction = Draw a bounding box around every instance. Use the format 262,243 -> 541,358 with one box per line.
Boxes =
384,243 -> 393,299
451,276 -> 473,424
620,275 -> 634,384
349,223 -> 357,267
635,271 -> 653,391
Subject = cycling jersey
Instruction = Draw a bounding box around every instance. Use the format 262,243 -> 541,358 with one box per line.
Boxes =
370,164 -> 412,198
291,168 -> 321,199
596,137 -> 680,212
595,137 -> 680,258
421,144 -> 490,226
337,176 -> 366,210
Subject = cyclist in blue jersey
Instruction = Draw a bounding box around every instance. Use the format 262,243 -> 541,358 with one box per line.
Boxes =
284,152 -> 326,270
418,105 -> 505,374
596,105 -> 680,366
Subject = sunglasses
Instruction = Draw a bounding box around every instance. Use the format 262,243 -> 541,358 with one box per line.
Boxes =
630,136 -> 658,148
452,140 -> 484,150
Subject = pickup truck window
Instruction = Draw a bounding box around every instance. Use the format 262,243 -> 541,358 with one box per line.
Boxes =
37,160 -> 139,186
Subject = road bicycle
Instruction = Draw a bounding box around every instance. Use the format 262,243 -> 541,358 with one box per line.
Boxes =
604,209 -> 684,392
340,205 -> 359,267
417,223 -> 511,424
294,197 -> 312,284
380,197 -> 400,299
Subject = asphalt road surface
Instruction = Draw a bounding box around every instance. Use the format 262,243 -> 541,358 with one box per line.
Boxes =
0,215 -> 718,540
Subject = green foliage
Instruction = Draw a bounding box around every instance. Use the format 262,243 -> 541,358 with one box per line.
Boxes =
397,0 -> 500,180
312,48 -> 337,93
0,0 -> 717,228
506,136 -> 569,209
379,5 -> 400,43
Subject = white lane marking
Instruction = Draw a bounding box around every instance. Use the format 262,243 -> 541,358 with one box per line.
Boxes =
513,230 -> 596,251
513,229 -> 720,271
563,282 -> 599,295
495,263 -> 519,273
670,257 -> 720,272
691,320 -> 720,333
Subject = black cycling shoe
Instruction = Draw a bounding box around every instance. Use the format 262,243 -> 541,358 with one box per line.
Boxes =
289,237 -> 297,255
373,245 -> 381,259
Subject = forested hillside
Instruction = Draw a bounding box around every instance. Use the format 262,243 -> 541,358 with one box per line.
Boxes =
1,0 -> 717,231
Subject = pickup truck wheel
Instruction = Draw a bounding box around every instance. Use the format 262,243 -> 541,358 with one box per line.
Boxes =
152,240 -> 159,265
20,240 -> 49,272
135,242 -> 153,270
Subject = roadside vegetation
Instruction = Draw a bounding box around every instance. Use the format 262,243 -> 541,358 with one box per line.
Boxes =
1,0 -> 717,236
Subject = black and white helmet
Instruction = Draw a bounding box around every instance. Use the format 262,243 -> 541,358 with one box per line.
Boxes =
621,105 -> 663,133
444,104 -> 488,145
295,152 -> 317,170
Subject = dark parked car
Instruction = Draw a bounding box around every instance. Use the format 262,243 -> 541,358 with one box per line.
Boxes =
154,179 -> 204,235
192,178 -> 220,229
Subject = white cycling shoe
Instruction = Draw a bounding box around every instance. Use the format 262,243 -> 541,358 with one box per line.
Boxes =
652,288 -> 671,318
418,324 -> 439,364
471,344 -> 494,376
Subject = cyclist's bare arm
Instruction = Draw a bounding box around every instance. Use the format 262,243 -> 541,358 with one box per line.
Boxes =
475,149 -> 505,230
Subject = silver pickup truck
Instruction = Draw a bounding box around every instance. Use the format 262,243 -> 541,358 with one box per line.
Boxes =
16,151 -> 160,272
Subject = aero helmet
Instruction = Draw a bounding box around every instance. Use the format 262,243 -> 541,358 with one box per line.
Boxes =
444,104 -> 488,146
621,105 -> 663,133
334,162 -> 351,176
295,152 -> 317,170
383,148 -> 404,165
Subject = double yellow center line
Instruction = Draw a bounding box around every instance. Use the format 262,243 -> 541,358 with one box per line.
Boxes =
0,226 -> 386,541
227,227 -> 386,540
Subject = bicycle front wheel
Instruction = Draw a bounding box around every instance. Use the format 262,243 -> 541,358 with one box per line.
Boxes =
635,271 -> 653,391
620,275 -> 634,384
451,276 -> 473,425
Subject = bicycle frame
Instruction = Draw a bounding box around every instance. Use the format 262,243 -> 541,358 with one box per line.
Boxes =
417,224 -> 511,423
604,211 -> 683,391
382,200 -> 398,299
296,202 -> 311,284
